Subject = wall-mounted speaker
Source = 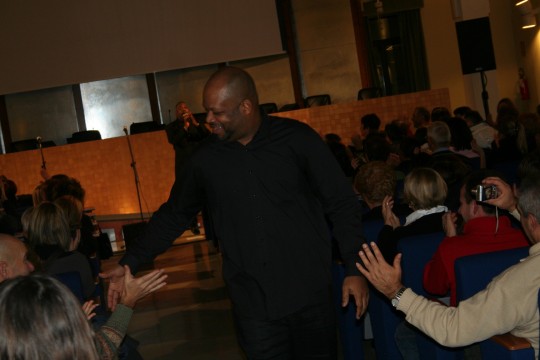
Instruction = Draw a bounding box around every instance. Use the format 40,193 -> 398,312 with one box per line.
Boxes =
455,17 -> 496,74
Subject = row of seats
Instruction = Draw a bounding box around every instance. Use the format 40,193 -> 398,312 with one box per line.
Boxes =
361,222 -> 535,360
260,87 -> 383,115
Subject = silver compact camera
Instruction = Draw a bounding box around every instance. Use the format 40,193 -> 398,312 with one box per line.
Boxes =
472,185 -> 498,202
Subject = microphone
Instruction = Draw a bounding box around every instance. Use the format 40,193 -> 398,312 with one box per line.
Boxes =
36,136 -> 42,144
123,126 -> 128,135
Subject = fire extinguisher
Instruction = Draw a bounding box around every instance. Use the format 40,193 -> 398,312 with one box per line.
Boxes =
519,67 -> 530,100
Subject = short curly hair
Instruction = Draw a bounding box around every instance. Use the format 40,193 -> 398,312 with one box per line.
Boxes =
354,161 -> 396,204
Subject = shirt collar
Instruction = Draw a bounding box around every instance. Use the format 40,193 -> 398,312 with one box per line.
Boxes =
404,205 -> 448,226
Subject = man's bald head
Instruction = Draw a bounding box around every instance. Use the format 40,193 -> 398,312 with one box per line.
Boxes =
204,67 -> 259,106
0,234 -> 34,282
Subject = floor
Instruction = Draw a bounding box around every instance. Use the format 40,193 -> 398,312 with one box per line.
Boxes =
102,235 -> 377,360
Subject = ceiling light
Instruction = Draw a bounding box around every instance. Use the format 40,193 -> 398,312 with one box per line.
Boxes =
522,13 -> 537,28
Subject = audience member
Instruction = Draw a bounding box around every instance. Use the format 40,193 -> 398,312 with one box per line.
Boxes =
411,106 -> 431,146
0,233 -> 34,281
40,174 -> 100,258
423,169 -> 528,305
354,161 -> 410,220
166,101 -> 211,235
426,121 -> 472,210
519,112 -> 540,152
0,269 -> 166,359
492,112 -> 528,163
350,113 -> 382,158
377,167 -> 447,264
102,66 -> 368,360
26,201 -> 95,299
447,117 -> 484,169
431,106 -> 451,122
325,133 -> 355,178
463,110 -> 497,150
356,174 -> 540,356
453,106 -> 471,119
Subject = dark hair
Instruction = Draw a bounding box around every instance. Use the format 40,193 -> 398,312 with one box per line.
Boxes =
447,117 -> 473,151
361,113 -> 381,131
462,169 -> 504,214
464,110 -> 484,126
385,120 -> 408,144
431,107 -> 451,122
453,106 -> 471,118
43,175 -> 86,203
0,275 -> 99,359
363,133 -> 390,162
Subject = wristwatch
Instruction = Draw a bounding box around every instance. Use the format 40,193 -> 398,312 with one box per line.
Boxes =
391,287 -> 407,308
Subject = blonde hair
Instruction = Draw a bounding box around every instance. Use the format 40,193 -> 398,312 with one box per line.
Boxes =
27,202 -> 72,253
403,168 -> 447,210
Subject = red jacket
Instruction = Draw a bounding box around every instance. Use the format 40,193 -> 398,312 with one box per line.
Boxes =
423,216 -> 529,305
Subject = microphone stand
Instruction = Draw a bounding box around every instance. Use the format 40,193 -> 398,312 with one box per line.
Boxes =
123,127 -> 144,222
37,137 -> 46,169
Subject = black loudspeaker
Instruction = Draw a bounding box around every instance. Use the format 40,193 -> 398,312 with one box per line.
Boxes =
455,17 -> 496,74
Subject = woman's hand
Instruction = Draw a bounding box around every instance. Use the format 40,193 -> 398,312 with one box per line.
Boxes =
382,195 -> 400,229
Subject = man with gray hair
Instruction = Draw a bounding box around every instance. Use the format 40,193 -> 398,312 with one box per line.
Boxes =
356,174 -> 540,357
426,121 -> 471,210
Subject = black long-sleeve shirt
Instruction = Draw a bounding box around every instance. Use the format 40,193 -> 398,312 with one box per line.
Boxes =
121,114 -> 364,319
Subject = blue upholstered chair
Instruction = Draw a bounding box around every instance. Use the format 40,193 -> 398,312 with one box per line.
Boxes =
398,232 -> 462,360
454,246 -> 534,359
53,271 -> 85,303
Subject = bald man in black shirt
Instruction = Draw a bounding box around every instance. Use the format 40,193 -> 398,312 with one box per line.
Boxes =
103,66 -> 367,359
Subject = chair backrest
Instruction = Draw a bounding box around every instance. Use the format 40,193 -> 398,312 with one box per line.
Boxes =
357,87 -> 381,100
129,121 -> 165,135
398,231 -> 462,360
455,246 -> 530,302
362,219 -> 384,243
259,103 -> 278,115
69,130 -> 102,143
279,103 -> 301,112
397,232 -> 446,297
304,94 -> 331,107
455,247 -> 533,360
53,271 -> 85,303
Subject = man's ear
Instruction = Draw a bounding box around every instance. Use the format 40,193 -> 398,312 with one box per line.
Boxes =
527,213 -> 539,232
0,262 -> 8,282
240,99 -> 254,115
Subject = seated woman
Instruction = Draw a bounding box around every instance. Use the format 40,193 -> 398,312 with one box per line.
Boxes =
377,167 -> 447,264
0,271 -> 166,359
26,200 -> 95,300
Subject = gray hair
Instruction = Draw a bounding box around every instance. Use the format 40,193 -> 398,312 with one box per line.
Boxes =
517,175 -> 540,221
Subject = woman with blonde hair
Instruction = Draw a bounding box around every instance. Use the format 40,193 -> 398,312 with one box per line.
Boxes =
26,200 -> 95,299
377,167 -> 447,263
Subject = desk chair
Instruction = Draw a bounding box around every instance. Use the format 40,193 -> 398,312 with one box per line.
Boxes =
129,121 -> 165,135
259,102 -> 278,115
454,247 -> 534,359
67,130 -> 102,144
357,87 -> 381,100
304,94 -> 331,107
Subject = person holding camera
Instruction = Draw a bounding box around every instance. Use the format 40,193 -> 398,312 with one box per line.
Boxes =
356,174 -> 540,357
423,169 -> 529,307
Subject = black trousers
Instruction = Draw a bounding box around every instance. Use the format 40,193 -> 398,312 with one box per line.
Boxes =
233,288 -> 337,360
